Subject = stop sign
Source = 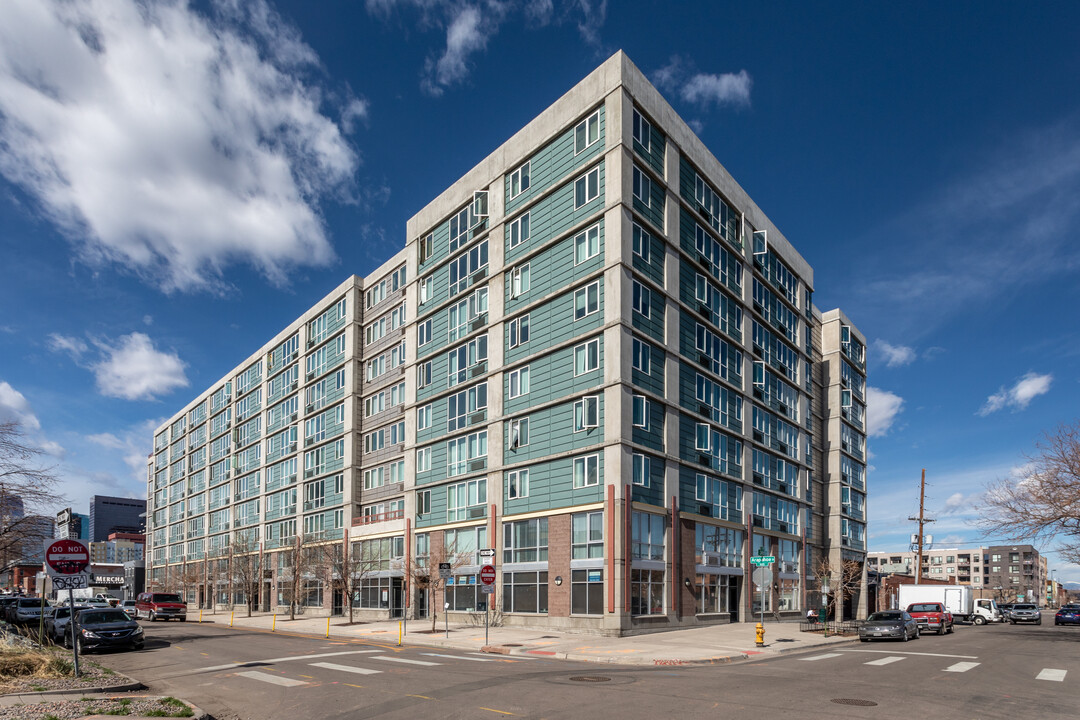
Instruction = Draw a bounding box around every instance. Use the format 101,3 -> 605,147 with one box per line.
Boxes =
45,540 -> 90,575
479,564 -> 496,585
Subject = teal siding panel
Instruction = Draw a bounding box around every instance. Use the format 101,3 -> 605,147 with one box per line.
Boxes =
415,440 -> 447,487
506,105 -> 606,215
415,484 -> 448,529
506,277 -> 604,365
417,345 -> 450,402
630,454 -> 664,506
632,170 -> 666,232
505,220 -> 605,316
633,117 -> 666,177
504,396 -> 604,465
502,453 -> 605,516
417,217 -> 452,275
507,161 -> 606,264
504,336 -> 604,416
631,397 -> 665,453
631,224 -> 665,289
631,340 -> 666,397
631,289 -> 665,344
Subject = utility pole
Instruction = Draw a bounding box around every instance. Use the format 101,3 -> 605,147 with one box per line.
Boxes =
908,469 -> 935,585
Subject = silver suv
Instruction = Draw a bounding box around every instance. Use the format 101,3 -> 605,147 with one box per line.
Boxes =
1009,603 -> 1041,625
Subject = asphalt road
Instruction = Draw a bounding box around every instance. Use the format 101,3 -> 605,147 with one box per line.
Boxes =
90,615 -> 1080,720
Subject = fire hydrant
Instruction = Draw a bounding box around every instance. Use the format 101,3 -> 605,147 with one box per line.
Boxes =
755,622 -> 766,647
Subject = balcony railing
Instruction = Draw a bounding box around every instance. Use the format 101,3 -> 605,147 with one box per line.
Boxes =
352,509 -> 405,526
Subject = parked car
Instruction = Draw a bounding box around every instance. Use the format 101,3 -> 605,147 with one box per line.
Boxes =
120,600 -> 137,618
859,611 -> 920,642
12,597 -> 50,625
1009,603 -> 1042,625
45,605 -> 91,644
66,608 -> 144,653
906,602 -> 954,635
134,592 -> 187,622
1055,604 -> 1080,626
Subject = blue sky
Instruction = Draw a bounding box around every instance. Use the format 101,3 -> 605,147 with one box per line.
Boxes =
1,1 -> 1079,580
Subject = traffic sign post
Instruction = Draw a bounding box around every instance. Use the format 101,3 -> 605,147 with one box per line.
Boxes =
479,564 -> 496,646
44,539 -> 90,677
438,562 -> 451,580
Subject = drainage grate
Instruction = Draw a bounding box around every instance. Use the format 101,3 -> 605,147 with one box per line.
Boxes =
570,676 -> 611,683
502,643 -> 523,647
831,699 -> 878,707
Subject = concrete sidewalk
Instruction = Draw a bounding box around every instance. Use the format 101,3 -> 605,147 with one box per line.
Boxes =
184,610 -> 857,666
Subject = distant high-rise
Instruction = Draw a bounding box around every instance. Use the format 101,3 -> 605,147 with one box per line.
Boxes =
89,496 -> 146,542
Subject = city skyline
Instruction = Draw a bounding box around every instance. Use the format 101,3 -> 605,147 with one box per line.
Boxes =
1,2 -> 1079,580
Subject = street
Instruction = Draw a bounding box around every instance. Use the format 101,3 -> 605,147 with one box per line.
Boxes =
91,617 -> 1080,719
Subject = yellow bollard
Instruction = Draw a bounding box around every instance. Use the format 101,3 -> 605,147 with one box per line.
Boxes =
272,614 -> 276,632
326,617 -> 330,639
199,609 -> 203,624
398,621 -> 402,646
755,622 -> 766,647
230,610 -> 234,627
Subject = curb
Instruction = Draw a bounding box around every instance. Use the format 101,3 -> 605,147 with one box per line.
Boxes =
1,674 -> 145,699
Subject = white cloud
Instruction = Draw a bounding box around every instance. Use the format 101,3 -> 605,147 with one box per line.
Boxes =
978,372 -> 1052,416
0,381 -> 42,431
575,0 -> 607,47
0,0 -> 359,293
866,386 -> 904,437
874,339 -> 916,368
424,6 -> 490,96
90,333 -> 189,401
680,70 -> 752,108
47,333 -> 89,359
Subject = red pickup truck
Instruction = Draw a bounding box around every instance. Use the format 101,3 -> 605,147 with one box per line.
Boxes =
906,602 -> 954,635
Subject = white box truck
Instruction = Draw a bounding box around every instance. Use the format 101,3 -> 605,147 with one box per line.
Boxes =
897,584 -> 998,624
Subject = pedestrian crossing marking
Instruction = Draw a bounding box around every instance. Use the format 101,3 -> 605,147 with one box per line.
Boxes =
943,662 -> 980,673
865,656 -> 906,666
801,653 -> 843,662
198,649 -> 381,673
372,655 -> 441,666
1036,669 -> 1066,682
422,652 -> 498,662
236,670 -> 309,687
309,662 -> 381,675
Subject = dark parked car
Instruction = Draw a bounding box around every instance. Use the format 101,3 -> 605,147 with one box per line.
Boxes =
66,608 -> 144,653
1054,604 -> 1080,626
0,596 -> 22,623
1008,603 -> 1041,625
45,605 -> 90,644
859,611 -> 920,642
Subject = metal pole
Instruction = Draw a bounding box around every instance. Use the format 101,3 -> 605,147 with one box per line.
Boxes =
485,603 -> 489,647
69,587 -> 80,678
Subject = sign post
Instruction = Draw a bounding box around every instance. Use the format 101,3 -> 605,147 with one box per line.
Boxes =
480,563 -> 496,646
749,555 -> 775,627
44,539 -> 90,677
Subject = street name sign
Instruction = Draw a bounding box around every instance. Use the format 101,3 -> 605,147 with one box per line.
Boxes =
750,555 -> 775,566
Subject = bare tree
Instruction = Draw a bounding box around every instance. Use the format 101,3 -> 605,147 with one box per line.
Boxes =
812,557 -> 863,621
279,534 -> 324,620
176,560 -> 202,606
0,421 -> 63,567
408,534 -> 472,632
230,531 -> 262,617
978,422 -> 1080,564
310,539 -> 378,624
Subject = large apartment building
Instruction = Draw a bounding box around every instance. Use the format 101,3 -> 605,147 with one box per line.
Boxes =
145,52 -> 868,632
867,544 -> 1049,605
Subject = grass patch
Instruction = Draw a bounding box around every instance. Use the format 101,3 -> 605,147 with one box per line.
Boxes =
44,715 -> 62,720
100,709 -> 130,716
141,697 -> 195,717
30,685 -> 46,691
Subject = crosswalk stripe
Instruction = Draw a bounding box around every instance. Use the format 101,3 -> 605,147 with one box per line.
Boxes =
236,671 -> 308,687
372,655 -> 441,666
199,649 -> 381,673
1036,669 -> 1067,682
943,662 -> 980,673
801,653 -> 843,662
468,652 -> 539,661
309,662 -> 381,675
864,656 -> 906,666
421,652 -> 498,662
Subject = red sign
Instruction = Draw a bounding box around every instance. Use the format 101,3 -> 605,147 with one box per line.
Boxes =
479,564 -> 496,585
45,540 -> 89,575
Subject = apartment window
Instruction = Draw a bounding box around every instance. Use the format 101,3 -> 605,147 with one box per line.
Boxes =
419,275 -> 432,304
508,366 -> 530,399
573,453 -> 600,488
574,338 -> 599,375
510,263 -> 531,298
574,224 -> 600,264
509,417 -> 529,449
446,430 -> 487,478
363,467 -> 384,490
449,239 -> 489,296
448,336 -> 488,388
632,166 -> 651,208
418,319 -> 432,347
447,477 -> 486,521
416,446 -> 431,473
509,161 -> 530,198
572,511 -> 604,559
447,382 -> 487,432
448,204 -> 471,253
417,360 -> 432,389
632,453 -> 650,487
632,395 -> 649,430
574,110 -> 600,154
419,232 -> 434,264
447,287 -> 488,343
632,108 -> 651,151
507,469 -> 529,499
417,404 -> 432,431
632,279 -> 651,318
574,281 -> 600,320
508,212 -> 530,249
632,337 -> 651,374
574,396 -> 599,431
574,167 -> 600,208
416,490 -> 431,517
632,222 -> 650,263
508,314 -> 530,348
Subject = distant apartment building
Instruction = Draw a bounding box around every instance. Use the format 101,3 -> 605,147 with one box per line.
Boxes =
90,532 -> 145,565
867,544 -> 1049,606
89,496 -> 146,542
145,52 -> 868,632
